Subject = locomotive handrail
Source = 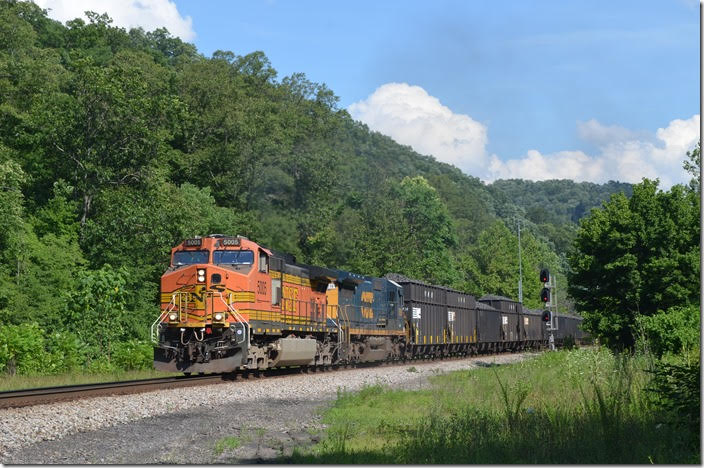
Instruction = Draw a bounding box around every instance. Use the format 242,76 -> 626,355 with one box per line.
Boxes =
150,310 -> 169,344
215,291 -> 249,345
340,305 -> 353,344
151,293 -> 179,344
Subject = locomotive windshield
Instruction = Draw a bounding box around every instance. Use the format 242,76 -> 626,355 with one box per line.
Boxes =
213,249 -> 254,265
173,250 -> 209,265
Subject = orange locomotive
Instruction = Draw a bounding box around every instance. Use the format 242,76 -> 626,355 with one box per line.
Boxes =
152,234 -> 341,374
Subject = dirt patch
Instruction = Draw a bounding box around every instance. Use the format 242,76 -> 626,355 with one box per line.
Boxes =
3,398 -> 329,464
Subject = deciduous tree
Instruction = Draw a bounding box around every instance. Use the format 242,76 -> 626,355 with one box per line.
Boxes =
568,179 -> 699,349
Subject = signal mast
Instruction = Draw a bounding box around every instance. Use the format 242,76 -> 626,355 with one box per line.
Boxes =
540,268 -> 558,350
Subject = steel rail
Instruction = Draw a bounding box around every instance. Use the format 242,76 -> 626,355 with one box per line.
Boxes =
0,374 -> 225,409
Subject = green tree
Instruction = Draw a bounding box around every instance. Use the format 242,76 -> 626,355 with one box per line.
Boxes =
64,265 -> 129,361
392,176 -> 459,285
568,179 -> 699,349
458,220 -> 562,308
683,142 -> 700,193
637,305 -> 700,358
33,49 -> 180,226
0,157 -> 33,323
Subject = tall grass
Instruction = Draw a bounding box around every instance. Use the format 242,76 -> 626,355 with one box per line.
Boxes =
290,348 -> 700,464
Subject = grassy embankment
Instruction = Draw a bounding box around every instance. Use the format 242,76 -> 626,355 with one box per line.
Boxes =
289,348 -> 699,464
0,369 -> 180,392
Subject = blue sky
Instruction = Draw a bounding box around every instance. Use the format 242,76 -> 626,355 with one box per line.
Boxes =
36,0 -> 700,186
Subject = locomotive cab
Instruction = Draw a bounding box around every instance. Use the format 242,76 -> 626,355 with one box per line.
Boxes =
153,235 -> 274,373
161,235 -> 271,328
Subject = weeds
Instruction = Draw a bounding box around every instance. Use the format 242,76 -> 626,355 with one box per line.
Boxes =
291,348 -> 700,464
646,357 -> 700,450
493,368 -> 530,429
213,436 -> 241,455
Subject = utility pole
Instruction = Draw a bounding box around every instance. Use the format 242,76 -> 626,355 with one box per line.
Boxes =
517,219 -> 523,304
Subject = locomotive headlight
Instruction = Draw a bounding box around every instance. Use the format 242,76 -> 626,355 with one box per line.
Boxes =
169,313 -> 178,321
214,313 -> 224,321
197,268 -> 206,283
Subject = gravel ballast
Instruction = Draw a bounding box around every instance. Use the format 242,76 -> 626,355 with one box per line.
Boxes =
1,353 -> 535,464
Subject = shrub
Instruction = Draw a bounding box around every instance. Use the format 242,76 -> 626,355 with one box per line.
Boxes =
647,357 -> 700,448
43,330 -> 83,374
111,339 -> 153,370
636,305 -> 700,358
83,358 -> 118,374
0,323 -> 48,375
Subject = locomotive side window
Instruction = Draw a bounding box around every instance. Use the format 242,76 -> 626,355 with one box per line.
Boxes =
173,250 -> 209,266
213,250 -> 254,264
259,251 -> 269,273
272,278 -> 281,305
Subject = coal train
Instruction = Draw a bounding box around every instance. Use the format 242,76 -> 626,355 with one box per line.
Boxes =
152,234 -> 586,374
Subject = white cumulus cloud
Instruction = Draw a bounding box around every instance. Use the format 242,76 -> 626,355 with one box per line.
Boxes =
576,119 -> 649,146
488,150 -> 606,183
488,114 -> 700,187
348,83 -> 491,176
350,83 -> 699,188
32,0 -> 195,41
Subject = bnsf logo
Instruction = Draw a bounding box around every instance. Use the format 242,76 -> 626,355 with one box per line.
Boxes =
282,286 -> 299,312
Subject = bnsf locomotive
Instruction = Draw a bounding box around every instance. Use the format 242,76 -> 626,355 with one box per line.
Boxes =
152,234 -> 585,374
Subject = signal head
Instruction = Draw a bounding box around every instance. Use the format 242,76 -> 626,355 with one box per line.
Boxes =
540,287 -> 550,303
540,269 -> 550,283
542,310 -> 551,322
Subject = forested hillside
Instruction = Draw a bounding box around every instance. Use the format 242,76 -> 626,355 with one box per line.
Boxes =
489,179 -> 633,253
0,1 -> 631,373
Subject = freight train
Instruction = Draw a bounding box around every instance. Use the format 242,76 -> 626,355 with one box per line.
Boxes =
152,234 -> 586,374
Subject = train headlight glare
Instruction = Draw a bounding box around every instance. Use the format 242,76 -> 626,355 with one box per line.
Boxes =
197,269 -> 205,276
198,275 -> 205,282
169,313 -> 178,321
214,313 -> 223,321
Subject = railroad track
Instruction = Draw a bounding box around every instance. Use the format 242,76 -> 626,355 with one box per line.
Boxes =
0,374 -> 226,409
0,349 -> 546,410
0,364 -> 338,410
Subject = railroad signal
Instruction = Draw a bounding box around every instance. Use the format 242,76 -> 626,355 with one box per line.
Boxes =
540,269 -> 549,284
542,310 -> 551,322
540,287 -> 550,303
